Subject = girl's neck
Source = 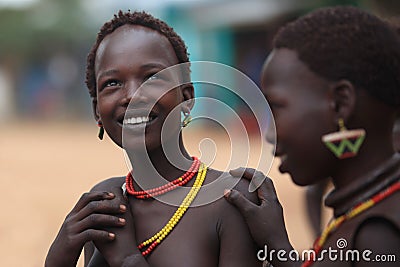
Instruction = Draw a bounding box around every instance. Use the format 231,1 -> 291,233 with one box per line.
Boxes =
326,149 -> 400,217
330,131 -> 395,190
126,135 -> 193,183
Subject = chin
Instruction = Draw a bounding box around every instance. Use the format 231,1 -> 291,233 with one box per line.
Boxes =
287,171 -> 315,186
290,177 -> 310,186
123,139 -> 160,153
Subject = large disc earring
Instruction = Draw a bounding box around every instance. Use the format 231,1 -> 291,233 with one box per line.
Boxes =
97,121 -> 104,140
181,111 -> 192,127
321,118 -> 365,159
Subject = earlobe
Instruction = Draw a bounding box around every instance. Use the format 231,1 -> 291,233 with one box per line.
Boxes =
92,98 -> 100,121
331,80 -> 356,121
181,84 -> 195,110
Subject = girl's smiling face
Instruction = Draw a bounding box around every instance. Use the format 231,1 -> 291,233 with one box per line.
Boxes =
93,25 -> 193,151
261,48 -> 338,186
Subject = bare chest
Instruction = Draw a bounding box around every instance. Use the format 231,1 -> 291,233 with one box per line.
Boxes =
129,197 -> 220,267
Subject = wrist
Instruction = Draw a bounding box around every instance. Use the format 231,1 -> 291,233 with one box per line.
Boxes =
121,253 -> 148,267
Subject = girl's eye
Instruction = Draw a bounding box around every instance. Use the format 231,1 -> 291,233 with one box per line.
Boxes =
104,80 -> 121,88
146,73 -> 160,82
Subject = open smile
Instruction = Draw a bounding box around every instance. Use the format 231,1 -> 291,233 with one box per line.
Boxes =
118,108 -> 158,129
123,115 -> 156,125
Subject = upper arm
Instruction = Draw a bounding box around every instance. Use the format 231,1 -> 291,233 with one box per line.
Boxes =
84,242 -> 96,267
217,177 -> 261,267
85,245 -> 110,267
83,177 -> 124,266
353,217 -> 400,267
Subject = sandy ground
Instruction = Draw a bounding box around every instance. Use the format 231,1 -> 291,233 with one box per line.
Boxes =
0,121 -> 331,267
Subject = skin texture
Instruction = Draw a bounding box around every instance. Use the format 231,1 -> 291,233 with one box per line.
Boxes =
46,24 -> 260,267
225,48 -> 400,267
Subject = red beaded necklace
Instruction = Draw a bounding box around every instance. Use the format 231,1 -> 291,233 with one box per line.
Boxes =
302,181 -> 400,267
125,157 -> 200,199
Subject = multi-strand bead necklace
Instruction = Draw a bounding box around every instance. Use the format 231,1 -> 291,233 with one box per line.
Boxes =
302,181 -> 400,267
124,157 -> 207,256
125,157 -> 201,199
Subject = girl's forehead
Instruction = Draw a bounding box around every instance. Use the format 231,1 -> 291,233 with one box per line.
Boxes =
99,25 -> 170,53
95,24 -> 178,71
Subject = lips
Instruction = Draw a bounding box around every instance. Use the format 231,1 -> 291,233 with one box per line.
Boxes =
118,108 -> 158,127
123,116 -> 155,125
275,148 -> 288,173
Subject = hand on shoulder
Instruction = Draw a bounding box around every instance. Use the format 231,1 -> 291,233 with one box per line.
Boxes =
224,168 -> 299,267
45,177 -> 127,267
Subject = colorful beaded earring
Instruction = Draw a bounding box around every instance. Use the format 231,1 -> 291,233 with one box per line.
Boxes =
322,118 -> 365,159
181,111 -> 192,127
97,121 -> 104,140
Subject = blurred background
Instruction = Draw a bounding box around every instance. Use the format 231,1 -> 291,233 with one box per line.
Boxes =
1,0 -> 399,266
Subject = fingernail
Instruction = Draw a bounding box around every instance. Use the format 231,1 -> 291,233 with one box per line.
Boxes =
224,189 -> 231,197
108,233 -> 115,239
107,192 -> 115,197
120,204 -> 126,212
119,218 -> 126,224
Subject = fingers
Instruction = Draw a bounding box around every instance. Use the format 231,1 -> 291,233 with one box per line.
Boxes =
71,191 -> 115,214
257,177 -> 279,205
75,229 -> 116,244
224,189 -> 256,217
74,213 -> 126,231
229,167 -> 254,180
229,167 -> 268,193
228,167 -> 279,205
73,196 -> 126,222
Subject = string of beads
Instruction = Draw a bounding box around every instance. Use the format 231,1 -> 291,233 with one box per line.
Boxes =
124,159 -> 207,257
125,157 -> 200,199
302,181 -> 400,267
137,163 -> 207,256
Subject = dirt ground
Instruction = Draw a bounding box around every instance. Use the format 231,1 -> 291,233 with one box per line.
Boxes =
0,121 -> 330,267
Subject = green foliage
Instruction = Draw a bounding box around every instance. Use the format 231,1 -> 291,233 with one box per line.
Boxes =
0,0 -> 94,59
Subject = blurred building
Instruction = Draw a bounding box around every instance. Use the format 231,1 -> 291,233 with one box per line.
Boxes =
0,0 -> 398,123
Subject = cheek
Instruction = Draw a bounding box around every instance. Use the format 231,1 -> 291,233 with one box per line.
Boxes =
97,94 -> 117,116
277,104 -> 332,147
157,90 -> 182,113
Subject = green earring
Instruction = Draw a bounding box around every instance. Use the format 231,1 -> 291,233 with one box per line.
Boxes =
322,118 -> 366,159
181,111 -> 192,127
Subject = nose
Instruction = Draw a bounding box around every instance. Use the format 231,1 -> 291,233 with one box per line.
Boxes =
122,80 -> 147,105
265,118 -> 276,145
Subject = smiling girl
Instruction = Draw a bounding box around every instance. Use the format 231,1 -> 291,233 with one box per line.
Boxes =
45,11 -> 259,267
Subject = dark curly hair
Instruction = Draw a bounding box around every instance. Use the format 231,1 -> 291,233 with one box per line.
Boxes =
273,6 -> 400,107
85,10 -> 190,99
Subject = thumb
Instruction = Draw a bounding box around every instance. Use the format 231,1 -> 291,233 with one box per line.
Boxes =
224,189 -> 254,217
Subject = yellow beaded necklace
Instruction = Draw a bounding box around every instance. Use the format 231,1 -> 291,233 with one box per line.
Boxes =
302,181 -> 400,267
137,163 -> 207,256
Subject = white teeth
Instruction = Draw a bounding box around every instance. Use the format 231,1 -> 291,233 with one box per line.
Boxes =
123,116 -> 152,125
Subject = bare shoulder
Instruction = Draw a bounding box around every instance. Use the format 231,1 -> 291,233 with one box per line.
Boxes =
201,169 -> 258,216
89,176 -> 125,192
233,175 -> 259,205
203,170 -> 260,266
353,217 -> 400,266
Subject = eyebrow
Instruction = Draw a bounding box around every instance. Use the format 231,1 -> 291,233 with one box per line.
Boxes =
97,69 -> 119,80
140,62 -> 168,70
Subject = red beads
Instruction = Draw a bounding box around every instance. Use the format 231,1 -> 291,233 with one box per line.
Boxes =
125,157 -> 200,199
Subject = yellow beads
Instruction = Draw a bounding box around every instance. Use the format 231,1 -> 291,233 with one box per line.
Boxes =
138,163 -> 207,255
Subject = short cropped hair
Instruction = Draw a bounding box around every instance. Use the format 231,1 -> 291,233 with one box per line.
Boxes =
85,10 -> 190,98
273,6 -> 400,107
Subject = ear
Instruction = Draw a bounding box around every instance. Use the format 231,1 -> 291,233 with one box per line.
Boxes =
330,80 -> 356,122
181,83 -> 195,111
92,98 -> 100,122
